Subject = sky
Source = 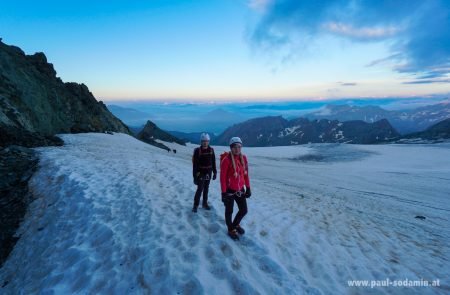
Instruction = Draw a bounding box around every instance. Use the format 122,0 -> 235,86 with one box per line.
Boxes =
1,0 -> 450,101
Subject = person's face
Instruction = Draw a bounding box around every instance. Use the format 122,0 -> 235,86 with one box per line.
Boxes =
201,140 -> 209,148
231,144 -> 242,155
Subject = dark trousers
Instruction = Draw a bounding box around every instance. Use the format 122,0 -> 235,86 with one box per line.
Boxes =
223,190 -> 248,231
193,174 -> 210,208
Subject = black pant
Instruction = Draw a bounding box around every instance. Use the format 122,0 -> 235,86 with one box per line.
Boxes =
223,190 -> 248,231
193,173 -> 211,208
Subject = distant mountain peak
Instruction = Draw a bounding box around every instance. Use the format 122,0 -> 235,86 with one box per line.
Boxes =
137,120 -> 185,150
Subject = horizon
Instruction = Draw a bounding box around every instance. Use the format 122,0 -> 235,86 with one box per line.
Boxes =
2,0 -> 450,101
105,96 -> 450,133
104,94 -> 450,105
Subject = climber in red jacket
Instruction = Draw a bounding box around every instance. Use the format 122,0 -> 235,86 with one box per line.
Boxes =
220,137 -> 251,240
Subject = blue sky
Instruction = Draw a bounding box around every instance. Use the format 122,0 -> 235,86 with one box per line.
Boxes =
1,0 -> 449,101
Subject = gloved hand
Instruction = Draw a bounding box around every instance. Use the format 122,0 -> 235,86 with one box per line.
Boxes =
212,172 -> 217,180
245,187 -> 252,198
221,192 -> 228,202
194,172 -> 200,185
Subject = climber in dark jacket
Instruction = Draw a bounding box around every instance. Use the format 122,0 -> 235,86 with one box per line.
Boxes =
192,133 -> 217,212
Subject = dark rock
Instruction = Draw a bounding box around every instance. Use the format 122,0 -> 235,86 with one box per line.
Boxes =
0,125 -> 64,148
0,39 -> 131,148
0,146 -> 39,267
128,125 -> 145,136
215,116 -> 288,147
137,120 -> 185,151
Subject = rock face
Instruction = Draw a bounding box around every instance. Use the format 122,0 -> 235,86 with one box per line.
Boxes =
0,126 -> 64,148
0,40 -> 131,148
0,146 -> 38,267
214,116 -> 400,146
137,120 -> 185,151
0,40 -> 131,267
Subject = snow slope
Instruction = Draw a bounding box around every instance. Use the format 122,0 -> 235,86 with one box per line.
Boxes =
1,133 -> 449,294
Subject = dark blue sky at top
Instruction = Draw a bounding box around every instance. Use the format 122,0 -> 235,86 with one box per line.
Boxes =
1,0 -> 449,101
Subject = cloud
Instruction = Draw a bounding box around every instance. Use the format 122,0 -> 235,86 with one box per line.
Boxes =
247,0 -> 273,13
402,78 -> 450,84
249,0 -> 450,81
338,82 -> 357,86
322,22 -> 400,41
365,53 -> 402,67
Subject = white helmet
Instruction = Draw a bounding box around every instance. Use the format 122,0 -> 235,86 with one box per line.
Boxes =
200,133 -> 210,141
229,137 -> 242,146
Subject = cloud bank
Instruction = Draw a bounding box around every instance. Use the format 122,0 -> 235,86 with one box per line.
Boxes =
248,0 -> 450,83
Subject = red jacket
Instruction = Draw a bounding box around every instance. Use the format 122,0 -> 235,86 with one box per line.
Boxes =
220,152 -> 250,193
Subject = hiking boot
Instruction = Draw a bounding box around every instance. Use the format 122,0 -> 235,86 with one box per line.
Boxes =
228,229 -> 239,240
235,224 -> 245,235
192,207 -> 198,213
202,204 -> 211,210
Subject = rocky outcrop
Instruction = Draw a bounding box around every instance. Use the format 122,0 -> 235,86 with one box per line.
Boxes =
0,146 -> 38,267
214,116 -> 400,146
137,120 -> 185,150
0,125 -> 64,148
0,39 -> 131,148
0,39 -> 132,267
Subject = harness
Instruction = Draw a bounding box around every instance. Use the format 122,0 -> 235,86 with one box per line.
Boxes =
225,188 -> 245,198
228,152 -> 247,178
220,152 -> 248,196
195,147 -> 214,169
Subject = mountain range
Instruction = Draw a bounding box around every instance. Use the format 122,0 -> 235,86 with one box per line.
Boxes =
107,104 -> 246,134
108,99 -> 450,145
304,103 -> 450,135
214,116 -> 400,146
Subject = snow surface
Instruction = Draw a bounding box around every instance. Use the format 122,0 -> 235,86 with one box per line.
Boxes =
1,133 -> 449,294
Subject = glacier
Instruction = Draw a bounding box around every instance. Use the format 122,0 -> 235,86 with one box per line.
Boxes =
0,133 -> 449,294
